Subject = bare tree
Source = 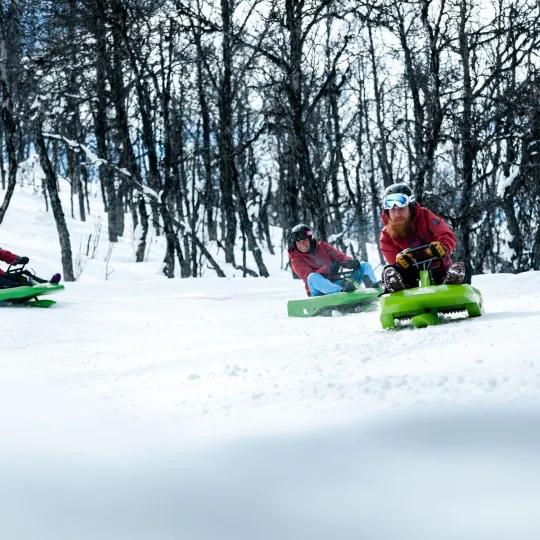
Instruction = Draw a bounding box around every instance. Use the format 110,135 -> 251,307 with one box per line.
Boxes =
34,102 -> 75,281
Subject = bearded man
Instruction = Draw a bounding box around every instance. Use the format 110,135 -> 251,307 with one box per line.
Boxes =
379,183 -> 469,292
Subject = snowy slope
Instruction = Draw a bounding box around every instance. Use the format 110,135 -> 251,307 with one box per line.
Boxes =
4,271 -> 536,439
1,184 -> 540,539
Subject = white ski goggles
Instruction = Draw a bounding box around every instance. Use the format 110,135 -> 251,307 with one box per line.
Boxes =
383,193 -> 412,209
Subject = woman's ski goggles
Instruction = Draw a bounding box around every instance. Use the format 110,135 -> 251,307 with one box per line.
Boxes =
291,230 -> 312,242
383,193 -> 412,209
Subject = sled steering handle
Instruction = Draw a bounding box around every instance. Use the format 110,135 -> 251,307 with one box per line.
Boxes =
403,244 -> 436,256
6,260 -> 28,274
402,244 -> 444,270
332,269 -> 355,279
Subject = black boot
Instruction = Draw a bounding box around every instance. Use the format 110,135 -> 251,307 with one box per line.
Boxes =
341,279 -> 357,293
443,262 -> 465,285
363,275 -> 383,289
382,267 -> 406,293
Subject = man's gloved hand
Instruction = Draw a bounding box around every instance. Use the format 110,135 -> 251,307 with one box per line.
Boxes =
396,251 -> 415,270
346,259 -> 361,270
425,242 -> 447,259
329,261 -> 341,276
15,256 -> 29,265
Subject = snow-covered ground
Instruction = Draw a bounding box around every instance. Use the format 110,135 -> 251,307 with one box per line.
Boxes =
1,183 -> 540,539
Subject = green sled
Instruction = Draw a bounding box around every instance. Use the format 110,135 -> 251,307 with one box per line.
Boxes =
288,288 -> 381,318
379,281 -> 483,329
0,283 -> 65,308
379,268 -> 483,329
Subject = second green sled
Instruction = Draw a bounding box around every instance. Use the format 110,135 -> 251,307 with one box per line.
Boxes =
0,282 -> 65,308
379,245 -> 483,329
288,268 -> 381,318
0,261 -> 65,308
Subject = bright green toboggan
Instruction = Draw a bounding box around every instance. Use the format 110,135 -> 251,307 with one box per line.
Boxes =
288,287 -> 380,317
0,282 -> 65,308
379,245 -> 483,329
288,267 -> 381,317
0,261 -> 64,308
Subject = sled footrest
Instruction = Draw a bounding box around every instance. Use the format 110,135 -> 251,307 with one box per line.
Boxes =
411,312 -> 440,328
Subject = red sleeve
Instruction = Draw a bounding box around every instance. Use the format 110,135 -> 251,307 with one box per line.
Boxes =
424,210 -> 456,254
315,242 -> 352,277
316,242 -> 351,263
324,242 -> 352,262
0,248 -> 19,265
290,255 -> 313,282
379,229 -> 399,265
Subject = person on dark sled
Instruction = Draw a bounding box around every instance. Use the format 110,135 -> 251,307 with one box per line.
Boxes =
0,247 -> 61,289
379,183 -> 470,292
288,223 -> 380,297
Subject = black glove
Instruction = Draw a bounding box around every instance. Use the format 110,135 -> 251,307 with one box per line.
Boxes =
15,256 -> 29,265
346,259 -> 361,270
329,261 -> 341,276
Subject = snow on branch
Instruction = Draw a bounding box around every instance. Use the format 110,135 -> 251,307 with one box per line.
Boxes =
42,132 -> 131,178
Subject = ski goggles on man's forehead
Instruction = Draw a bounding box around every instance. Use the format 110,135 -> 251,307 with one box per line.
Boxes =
383,193 -> 412,209
291,230 -> 312,242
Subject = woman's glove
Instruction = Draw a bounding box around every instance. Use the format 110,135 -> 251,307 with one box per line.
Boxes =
329,261 -> 341,276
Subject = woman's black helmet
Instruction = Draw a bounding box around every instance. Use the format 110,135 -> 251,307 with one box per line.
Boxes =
290,223 -> 313,243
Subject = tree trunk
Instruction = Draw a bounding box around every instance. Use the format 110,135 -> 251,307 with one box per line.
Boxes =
217,0 -> 237,264
456,0 -> 475,274
193,22 -> 217,241
113,0 -> 161,235
286,0 -> 327,239
135,195 -> 148,263
367,23 -> 393,189
0,119 -> 5,190
91,0 -> 119,241
35,123 -> 75,282
260,180 -> 275,255
0,27 -> 17,225
232,163 -> 269,277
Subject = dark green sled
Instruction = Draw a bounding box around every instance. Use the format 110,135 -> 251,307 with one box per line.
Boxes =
288,268 -> 381,317
0,282 -> 65,308
288,288 -> 380,317
379,246 -> 483,329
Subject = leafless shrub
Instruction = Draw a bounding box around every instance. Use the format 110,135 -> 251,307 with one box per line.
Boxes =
104,242 -> 115,281
74,236 -> 88,280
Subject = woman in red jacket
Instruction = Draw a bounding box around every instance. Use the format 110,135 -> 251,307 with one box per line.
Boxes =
288,224 -> 380,297
0,247 -> 61,287
379,183 -> 469,292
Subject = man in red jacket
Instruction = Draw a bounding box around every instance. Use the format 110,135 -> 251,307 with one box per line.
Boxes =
288,224 -> 380,297
0,247 -> 61,287
379,183 -> 469,292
